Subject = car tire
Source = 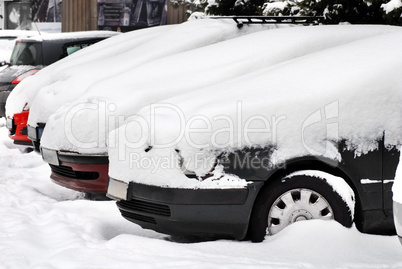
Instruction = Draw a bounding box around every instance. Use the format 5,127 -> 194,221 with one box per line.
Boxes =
248,174 -> 353,242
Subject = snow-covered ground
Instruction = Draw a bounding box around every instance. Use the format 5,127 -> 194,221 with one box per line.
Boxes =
1,121 -> 401,268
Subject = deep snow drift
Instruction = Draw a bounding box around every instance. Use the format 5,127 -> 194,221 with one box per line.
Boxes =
0,121 -> 402,268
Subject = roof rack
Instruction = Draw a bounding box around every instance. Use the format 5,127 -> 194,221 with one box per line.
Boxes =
209,16 -> 324,28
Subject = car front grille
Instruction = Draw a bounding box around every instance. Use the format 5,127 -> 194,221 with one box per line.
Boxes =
49,164 -> 99,180
117,199 -> 171,217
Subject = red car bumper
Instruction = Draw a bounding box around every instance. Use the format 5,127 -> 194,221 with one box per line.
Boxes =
46,151 -> 109,194
7,110 -> 31,145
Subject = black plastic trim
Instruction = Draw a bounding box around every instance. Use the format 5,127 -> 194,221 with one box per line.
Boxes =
58,153 -> 109,164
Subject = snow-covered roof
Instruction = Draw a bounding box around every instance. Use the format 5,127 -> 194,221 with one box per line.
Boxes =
103,26 -> 402,189
6,20 -> 281,121
14,30 -> 119,42
0,30 -> 39,62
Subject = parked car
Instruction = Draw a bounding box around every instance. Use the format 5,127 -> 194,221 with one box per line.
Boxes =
0,30 -> 38,63
25,19 -> 293,197
393,155 -> 402,245
23,24 -> 172,152
37,23 -> 396,198
3,30 -> 118,145
105,28 -> 402,241
0,30 -> 38,115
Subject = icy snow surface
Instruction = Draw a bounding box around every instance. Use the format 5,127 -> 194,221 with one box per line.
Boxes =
1,121 -> 402,268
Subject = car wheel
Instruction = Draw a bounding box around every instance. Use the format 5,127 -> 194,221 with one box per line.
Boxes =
248,174 -> 353,242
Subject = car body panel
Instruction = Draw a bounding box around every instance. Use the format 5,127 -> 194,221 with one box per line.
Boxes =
7,110 -> 31,145
108,142 -> 399,239
43,149 -> 109,194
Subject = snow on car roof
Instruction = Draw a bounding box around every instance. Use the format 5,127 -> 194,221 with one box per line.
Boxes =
0,30 -> 39,62
5,26 -> 169,117
104,28 -> 402,189
6,19 -> 279,121
39,24 -> 401,159
15,30 -> 119,42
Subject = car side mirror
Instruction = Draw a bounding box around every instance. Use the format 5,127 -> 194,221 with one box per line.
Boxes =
0,61 -> 10,67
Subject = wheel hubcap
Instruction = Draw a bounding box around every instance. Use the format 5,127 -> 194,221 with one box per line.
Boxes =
267,188 -> 334,235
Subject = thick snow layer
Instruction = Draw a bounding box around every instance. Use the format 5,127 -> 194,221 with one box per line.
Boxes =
381,0 -> 402,14
7,19 -> 276,121
38,24 -> 400,158
108,28 -> 402,188
0,123 -> 402,268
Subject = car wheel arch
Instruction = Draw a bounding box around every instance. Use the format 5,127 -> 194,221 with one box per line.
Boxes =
245,157 -> 359,242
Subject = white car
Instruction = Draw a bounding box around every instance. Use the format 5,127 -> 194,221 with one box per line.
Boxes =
106,26 -> 402,241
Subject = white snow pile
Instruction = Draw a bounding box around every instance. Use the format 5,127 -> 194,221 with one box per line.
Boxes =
1,121 -> 402,268
6,19 -> 276,122
381,0 -> 402,14
107,28 -> 402,189
38,24 -> 400,159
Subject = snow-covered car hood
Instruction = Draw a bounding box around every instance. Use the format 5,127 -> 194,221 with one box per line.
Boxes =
106,29 -> 402,189
6,19 -> 275,122
39,24 -> 401,158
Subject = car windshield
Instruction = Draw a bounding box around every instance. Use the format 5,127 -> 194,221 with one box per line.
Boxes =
10,41 -> 42,66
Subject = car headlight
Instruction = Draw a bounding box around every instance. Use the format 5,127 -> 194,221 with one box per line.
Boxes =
27,125 -> 36,140
6,117 -> 13,130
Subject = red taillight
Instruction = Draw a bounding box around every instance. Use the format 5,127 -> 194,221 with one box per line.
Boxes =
11,69 -> 40,85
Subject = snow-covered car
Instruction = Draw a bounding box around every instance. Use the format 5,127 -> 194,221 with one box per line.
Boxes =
28,19 -> 296,196
106,27 -> 402,241
393,154 -> 402,245
3,30 -> 119,144
23,20 -> 276,153
37,23 -> 396,198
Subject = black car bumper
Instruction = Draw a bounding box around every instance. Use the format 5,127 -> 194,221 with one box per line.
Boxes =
108,178 -> 264,240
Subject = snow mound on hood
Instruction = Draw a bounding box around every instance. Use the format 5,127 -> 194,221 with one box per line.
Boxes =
107,30 -> 402,188
40,24 -> 400,158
